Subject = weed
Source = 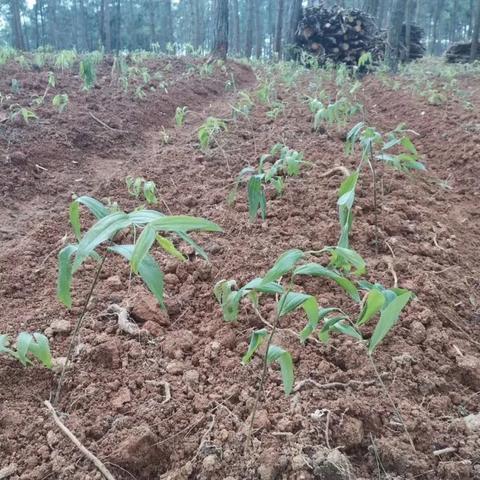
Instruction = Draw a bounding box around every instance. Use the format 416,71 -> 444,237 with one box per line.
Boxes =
79,54 -> 98,90
126,176 -> 158,205
0,332 -> 52,368
231,91 -> 254,120
160,127 -> 170,144
266,101 -> 285,120
256,81 -> 276,105
311,96 -> 361,130
54,50 -> 77,71
198,117 -> 227,151
175,106 -> 188,127
229,144 -> 304,221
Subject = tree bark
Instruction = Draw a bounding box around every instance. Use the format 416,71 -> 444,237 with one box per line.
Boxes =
471,0 -> 480,60
211,0 -> 229,60
255,0 -> 263,58
161,0 -> 174,49
274,0 -> 285,58
230,0 -> 240,53
10,0 -> 25,50
245,0 -> 254,58
285,0 -> 302,59
385,0 -> 407,72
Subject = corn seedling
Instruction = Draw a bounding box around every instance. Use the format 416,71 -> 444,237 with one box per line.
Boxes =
55,194 -> 222,403
54,50 -> 77,71
175,106 -> 188,127
126,176 -> 158,205
79,55 -> 98,90
256,81 -> 276,105
198,117 -> 227,151
215,247 -> 412,438
229,144 -> 305,221
9,105 -> 38,124
52,94 -> 69,113
0,332 -> 52,368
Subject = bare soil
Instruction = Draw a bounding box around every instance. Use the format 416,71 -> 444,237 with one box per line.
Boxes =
1,56 -> 480,480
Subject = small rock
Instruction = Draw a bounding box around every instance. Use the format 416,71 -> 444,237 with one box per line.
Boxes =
202,454 -> 218,473
312,448 -> 353,480
111,387 -> 132,409
410,321 -> 426,344
252,409 -> 271,430
457,355 -> 480,389
52,357 -> 68,374
334,416 -> 364,450
183,369 -> 200,384
257,448 -> 288,480
105,275 -> 123,291
132,293 -> 170,326
164,273 -> 180,285
89,340 -> 121,369
49,320 -> 72,334
464,413 -> 480,433
166,360 -> 185,375
142,320 -> 163,337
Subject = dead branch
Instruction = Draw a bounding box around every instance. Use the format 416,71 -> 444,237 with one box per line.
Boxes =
44,400 -> 116,480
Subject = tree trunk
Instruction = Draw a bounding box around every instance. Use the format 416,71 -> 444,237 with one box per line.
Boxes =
148,0 -> 156,46
245,0 -> 254,58
104,0 -> 112,51
161,0 -> 174,49
365,0 -> 379,17
211,0 -> 229,59
405,0 -> 414,60
274,0 -> 285,58
10,0 -> 25,50
285,0 -> 302,59
255,0 -> 263,58
385,0 -> 407,72
230,0 -> 240,53
431,0 -> 445,54
34,0 -> 40,48
471,0 -> 480,60
47,0 -> 57,48
78,0 -> 89,50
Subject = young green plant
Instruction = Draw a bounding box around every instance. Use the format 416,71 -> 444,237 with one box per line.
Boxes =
0,332 -> 52,368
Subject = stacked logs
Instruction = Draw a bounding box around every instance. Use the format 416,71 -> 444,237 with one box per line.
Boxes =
445,43 -> 480,63
295,5 -> 425,65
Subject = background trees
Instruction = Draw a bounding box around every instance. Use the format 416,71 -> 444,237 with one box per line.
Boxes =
0,0 -> 478,59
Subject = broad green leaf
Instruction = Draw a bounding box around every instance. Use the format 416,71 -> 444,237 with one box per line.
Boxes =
148,215 -> 222,233
73,212 -> 131,272
129,209 -> 165,225
332,322 -> 363,341
242,329 -> 268,364
0,335 -> 12,354
177,232 -> 209,260
131,225 -> 156,273
356,289 -> 385,326
337,171 -> 358,209
242,278 -> 284,294
69,200 -> 81,240
278,293 -> 318,331
400,136 -> 417,155
318,315 -> 349,342
74,196 -> 110,219
16,332 -> 33,366
267,345 -> 294,394
156,235 -> 186,262
247,175 -> 266,220
57,244 -> 78,308
110,244 -> 165,307
368,292 -> 412,354
214,280 -> 241,322
28,333 -> 53,368
260,249 -> 304,286
294,263 -> 360,302
326,246 -> 366,275
299,307 -> 340,343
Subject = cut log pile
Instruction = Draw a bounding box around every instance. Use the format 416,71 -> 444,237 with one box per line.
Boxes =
445,42 -> 479,63
295,5 -> 425,65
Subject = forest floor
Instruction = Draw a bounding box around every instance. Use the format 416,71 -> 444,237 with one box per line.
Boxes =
1,55 -> 480,480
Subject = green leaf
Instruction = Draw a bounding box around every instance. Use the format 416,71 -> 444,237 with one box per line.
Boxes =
318,315 -> 349,343
242,328 -> 268,364
16,332 -> 33,366
242,278 -> 284,294
294,263 -> 360,302
0,334 -> 12,354
28,333 -> 53,368
332,322 -> 363,341
69,201 -> 81,240
131,225 -> 156,274
74,196 -> 110,219
73,212 -> 131,272
356,289 -> 385,326
214,279 -> 241,322
156,235 -> 186,262
326,246 -> 366,275
260,249 -> 304,286
337,171 -> 359,209
247,175 -> 266,221
278,292 -> 318,331
177,232 -> 209,260
110,244 -> 165,307
267,345 -> 294,394
129,209 -> 165,225
299,307 -> 340,343
368,292 -> 412,354
148,215 -> 222,233
57,244 -> 78,308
